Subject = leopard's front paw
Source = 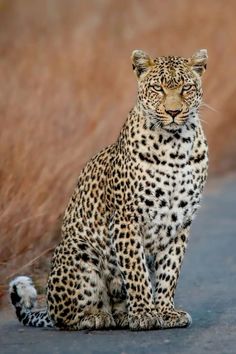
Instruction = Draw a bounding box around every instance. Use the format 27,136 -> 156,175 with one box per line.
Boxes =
79,311 -> 115,330
160,309 -> 192,329
113,311 -> 129,328
128,308 -> 163,331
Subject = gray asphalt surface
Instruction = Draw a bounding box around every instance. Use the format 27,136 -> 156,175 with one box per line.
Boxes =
1,175 -> 236,354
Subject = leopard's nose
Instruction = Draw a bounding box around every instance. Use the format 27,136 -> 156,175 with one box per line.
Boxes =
165,109 -> 182,118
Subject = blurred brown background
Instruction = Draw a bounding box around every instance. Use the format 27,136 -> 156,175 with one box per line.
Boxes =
0,0 -> 236,304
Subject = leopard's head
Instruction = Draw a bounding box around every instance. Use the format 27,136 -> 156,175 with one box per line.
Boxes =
132,49 -> 207,131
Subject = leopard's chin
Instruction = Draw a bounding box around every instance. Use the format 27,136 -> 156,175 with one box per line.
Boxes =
162,121 -> 186,132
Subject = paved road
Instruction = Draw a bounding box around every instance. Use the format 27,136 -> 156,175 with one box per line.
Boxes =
1,175 -> 236,354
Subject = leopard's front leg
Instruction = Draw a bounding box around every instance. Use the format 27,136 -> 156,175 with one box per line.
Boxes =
111,214 -> 162,330
154,225 -> 192,328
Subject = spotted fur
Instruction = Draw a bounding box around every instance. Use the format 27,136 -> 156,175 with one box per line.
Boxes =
10,49 -> 208,330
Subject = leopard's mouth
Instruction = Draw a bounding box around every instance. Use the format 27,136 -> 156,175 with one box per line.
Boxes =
161,117 -> 188,131
147,111 -> 189,131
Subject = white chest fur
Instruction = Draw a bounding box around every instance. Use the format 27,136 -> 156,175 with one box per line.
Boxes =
131,122 -> 208,251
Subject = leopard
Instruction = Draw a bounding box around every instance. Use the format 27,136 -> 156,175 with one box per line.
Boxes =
9,49 -> 208,331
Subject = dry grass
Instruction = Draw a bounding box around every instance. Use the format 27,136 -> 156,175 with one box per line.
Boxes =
1,0 -> 236,305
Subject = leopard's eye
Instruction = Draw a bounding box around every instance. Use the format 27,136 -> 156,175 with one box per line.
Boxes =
182,84 -> 192,91
151,85 -> 163,93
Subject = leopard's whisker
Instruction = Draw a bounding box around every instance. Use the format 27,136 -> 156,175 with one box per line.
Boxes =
200,101 -> 218,113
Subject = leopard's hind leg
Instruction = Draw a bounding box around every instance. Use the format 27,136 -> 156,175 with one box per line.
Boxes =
47,241 -> 115,330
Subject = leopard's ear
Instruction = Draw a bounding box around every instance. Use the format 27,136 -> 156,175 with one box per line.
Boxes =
190,49 -> 208,76
131,50 -> 154,78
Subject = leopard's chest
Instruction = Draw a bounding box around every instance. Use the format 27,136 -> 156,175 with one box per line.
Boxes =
131,134 -> 208,251
138,162 -> 197,220
138,165 -> 201,253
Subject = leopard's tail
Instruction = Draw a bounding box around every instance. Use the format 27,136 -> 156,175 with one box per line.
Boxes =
9,276 -> 53,328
